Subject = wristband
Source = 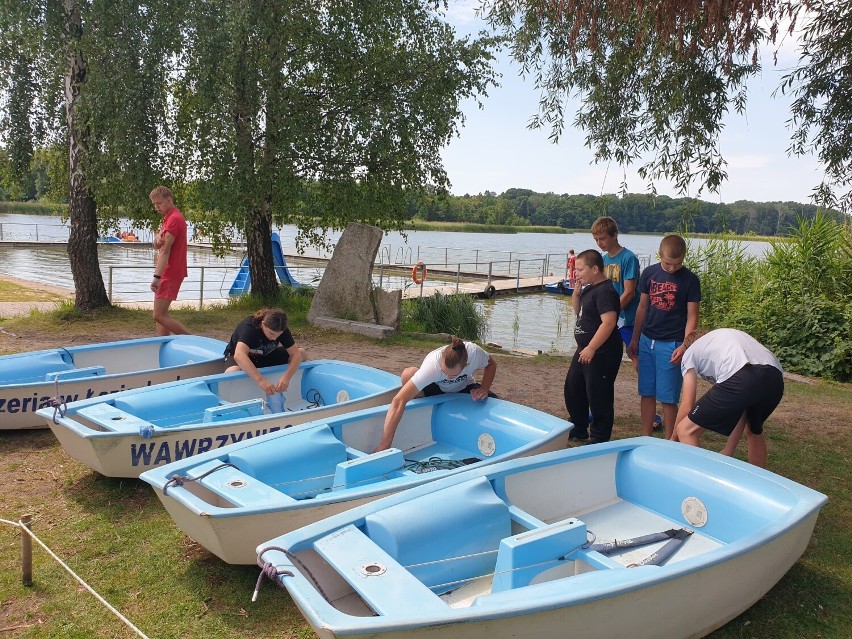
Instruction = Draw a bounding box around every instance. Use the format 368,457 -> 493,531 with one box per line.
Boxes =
153,274 -> 162,279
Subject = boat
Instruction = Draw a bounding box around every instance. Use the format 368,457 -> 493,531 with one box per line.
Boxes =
0,335 -> 227,430
257,437 -> 827,639
39,359 -> 400,478
543,279 -> 574,295
140,394 -> 572,564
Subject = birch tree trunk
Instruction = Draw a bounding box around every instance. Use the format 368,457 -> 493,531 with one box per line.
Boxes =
62,0 -> 110,310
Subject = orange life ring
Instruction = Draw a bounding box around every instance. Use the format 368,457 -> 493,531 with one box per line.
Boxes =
412,261 -> 427,285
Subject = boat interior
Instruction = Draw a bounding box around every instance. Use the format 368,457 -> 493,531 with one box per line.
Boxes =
277,444 -> 799,617
65,361 -> 396,433
168,397 -> 562,508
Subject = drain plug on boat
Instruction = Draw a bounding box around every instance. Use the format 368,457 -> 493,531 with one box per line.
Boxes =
336,390 -> 350,403
360,563 -> 387,576
227,479 -> 248,489
681,497 -> 708,527
477,433 -> 496,456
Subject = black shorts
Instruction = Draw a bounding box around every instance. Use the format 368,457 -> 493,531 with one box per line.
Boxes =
421,382 -> 499,399
689,364 -> 783,436
224,346 -> 291,370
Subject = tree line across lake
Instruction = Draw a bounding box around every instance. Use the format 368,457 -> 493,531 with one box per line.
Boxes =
406,188 -> 847,237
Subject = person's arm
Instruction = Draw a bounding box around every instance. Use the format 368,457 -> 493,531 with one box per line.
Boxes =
675,369 -> 698,426
376,380 -> 421,451
672,368 -> 698,442
578,310 -> 617,364
150,230 -> 175,292
620,278 -> 637,310
571,284 -> 582,316
671,301 -> 700,364
274,343 -> 303,392
627,293 -> 649,359
233,342 -> 276,395
470,355 -> 496,400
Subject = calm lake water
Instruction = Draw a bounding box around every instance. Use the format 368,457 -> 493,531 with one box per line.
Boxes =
0,213 -> 770,354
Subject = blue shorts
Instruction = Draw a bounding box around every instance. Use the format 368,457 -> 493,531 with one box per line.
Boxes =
618,325 -> 634,347
637,334 -> 683,404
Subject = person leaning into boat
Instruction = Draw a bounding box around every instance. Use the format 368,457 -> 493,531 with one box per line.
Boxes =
375,338 -> 497,451
223,308 -> 307,396
675,328 -> 784,468
564,249 -> 623,444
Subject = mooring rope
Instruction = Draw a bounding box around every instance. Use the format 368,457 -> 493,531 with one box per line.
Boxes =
48,375 -> 67,424
0,517 -> 152,639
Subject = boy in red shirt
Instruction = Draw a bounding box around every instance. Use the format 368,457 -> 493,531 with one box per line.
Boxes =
149,186 -> 190,336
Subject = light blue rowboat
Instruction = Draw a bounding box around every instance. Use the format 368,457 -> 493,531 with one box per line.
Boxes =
39,359 -> 400,478
0,335 -> 227,430
140,394 -> 572,564
257,438 -> 827,639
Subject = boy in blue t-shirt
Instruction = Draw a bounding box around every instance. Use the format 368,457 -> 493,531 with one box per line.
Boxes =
627,235 -> 701,439
591,216 -> 641,350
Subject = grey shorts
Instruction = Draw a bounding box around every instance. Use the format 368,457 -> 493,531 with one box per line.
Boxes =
689,364 -> 784,436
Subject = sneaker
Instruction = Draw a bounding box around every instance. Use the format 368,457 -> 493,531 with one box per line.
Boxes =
568,431 -> 589,441
652,415 -> 663,432
581,438 -> 605,446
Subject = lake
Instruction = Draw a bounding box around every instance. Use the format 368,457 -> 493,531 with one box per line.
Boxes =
0,213 -> 771,354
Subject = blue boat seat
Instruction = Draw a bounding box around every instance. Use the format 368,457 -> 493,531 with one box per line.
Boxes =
188,459 -> 296,509
76,403 -> 156,434
202,398 -> 265,423
363,476 -> 511,594
332,448 -> 405,491
0,350 -> 73,385
492,517 -> 588,592
226,424 -> 346,499
112,382 -> 220,427
44,365 -> 106,382
313,524 -> 448,616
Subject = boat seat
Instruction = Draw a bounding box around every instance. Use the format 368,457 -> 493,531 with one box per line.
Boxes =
363,476 -> 510,594
44,365 -> 106,382
313,524 -> 448,616
202,398 -> 265,423
226,424 -> 346,498
76,403 -> 155,434
0,350 -> 73,385
492,518 -> 588,592
189,459 -> 296,509
332,448 -> 404,491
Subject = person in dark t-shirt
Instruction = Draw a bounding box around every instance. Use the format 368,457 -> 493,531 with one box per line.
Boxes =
564,250 -> 623,443
224,308 -> 307,396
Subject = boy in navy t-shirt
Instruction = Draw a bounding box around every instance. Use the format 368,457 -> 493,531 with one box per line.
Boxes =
627,235 -> 701,439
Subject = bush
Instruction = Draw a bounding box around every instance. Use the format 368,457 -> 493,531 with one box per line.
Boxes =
687,213 -> 852,381
403,292 -> 487,341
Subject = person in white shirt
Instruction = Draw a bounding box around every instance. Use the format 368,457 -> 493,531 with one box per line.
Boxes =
675,328 -> 784,467
375,338 -> 497,451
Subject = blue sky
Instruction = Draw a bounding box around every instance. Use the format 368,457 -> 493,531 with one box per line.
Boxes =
441,2 -> 823,204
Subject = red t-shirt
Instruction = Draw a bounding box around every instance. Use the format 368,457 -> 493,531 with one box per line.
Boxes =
159,207 -> 188,279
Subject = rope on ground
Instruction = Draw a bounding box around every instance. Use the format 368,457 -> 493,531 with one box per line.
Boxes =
0,517 -> 152,639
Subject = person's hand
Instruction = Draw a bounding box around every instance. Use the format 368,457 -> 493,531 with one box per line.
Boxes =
627,342 -> 638,360
259,378 -> 275,396
470,386 -> 489,400
150,278 -> 160,293
670,344 -> 686,364
578,345 -> 597,364
274,377 -> 290,393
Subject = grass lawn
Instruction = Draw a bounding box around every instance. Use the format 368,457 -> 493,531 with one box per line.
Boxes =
0,300 -> 849,639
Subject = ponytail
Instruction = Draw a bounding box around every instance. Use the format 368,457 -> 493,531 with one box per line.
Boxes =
442,337 -> 468,370
254,308 -> 288,332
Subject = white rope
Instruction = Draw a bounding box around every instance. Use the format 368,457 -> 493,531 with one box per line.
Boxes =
1,518 -> 152,639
